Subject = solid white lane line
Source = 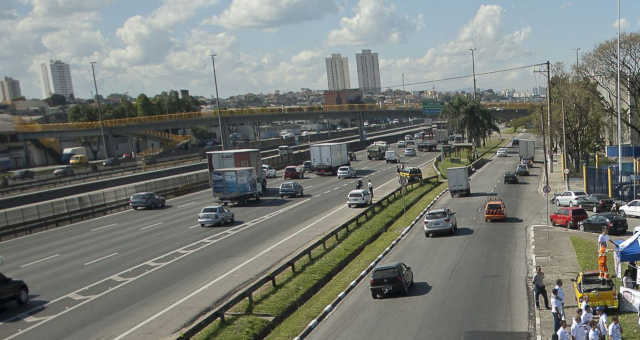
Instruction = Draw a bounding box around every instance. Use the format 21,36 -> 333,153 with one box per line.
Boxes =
140,222 -> 163,231
189,224 -> 200,229
113,204 -> 345,340
323,190 -> 332,194
20,254 -> 60,268
178,202 -> 194,208
91,223 -> 118,232
84,253 -> 118,266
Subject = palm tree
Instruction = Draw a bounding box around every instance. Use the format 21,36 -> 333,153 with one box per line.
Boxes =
442,95 -> 499,146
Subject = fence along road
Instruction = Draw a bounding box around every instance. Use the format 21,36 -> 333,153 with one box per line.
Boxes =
0,144 -> 438,340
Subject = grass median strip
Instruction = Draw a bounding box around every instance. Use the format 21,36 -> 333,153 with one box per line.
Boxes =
265,182 -> 446,340
193,180 -> 440,340
570,236 -> 640,340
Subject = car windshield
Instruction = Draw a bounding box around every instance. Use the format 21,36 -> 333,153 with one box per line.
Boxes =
285,168 -> 296,172
372,268 -> 399,279
132,193 -> 153,199
572,209 -> 588,217
338,167 -> 349,171
281,183 -> 294,189
575,192 -> 587,196
349,193 -> 362,198
202,207 -> 220,213
487,204 -> 503,210
426,211 -> 447,219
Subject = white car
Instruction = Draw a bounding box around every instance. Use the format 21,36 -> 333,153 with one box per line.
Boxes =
197,206 -> 234,227
404,148 -> 416,157
496,149 -> 508,157
620,200 -> 640,217
424,208 -> 457,237
398,140 -> 406,148
337,166 -> 356,179
262,164 -> 277,178
405,134 -> 414,141
554,191 -> 588,207
347,189 -> 372,207
385,150 -> 398,163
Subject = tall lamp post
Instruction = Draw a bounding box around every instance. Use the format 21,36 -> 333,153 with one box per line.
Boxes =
210,54 -> 225,150
469,48 -> 477,100
90,62 -> 108,159
617,0 -> 622,185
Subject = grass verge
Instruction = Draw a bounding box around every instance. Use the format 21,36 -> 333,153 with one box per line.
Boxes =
265,182 -> 446,339
193,180 -> 440,340
570,236 -> 640,340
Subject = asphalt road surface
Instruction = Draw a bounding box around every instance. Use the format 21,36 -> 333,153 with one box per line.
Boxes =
0,141 -> 437,340
307,143 -> 541,340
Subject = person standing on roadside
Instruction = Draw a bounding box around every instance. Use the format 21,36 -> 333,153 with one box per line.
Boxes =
572,316 -> 588,340
598,245 -> 610,282
572,309 -> 584,333
368,179 -> 373,199
596,307 -> 607,340
583,305 -> 594,325
608,316 -> 622,340
555,279 -> 565,319
551,288 -> 563,333
533,266 -> 550,309
589,320 -> 601,340
556,320 -> 570,340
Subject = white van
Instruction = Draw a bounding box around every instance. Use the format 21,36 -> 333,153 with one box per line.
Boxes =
385,150 -> 398,163
346,189 -> 372,208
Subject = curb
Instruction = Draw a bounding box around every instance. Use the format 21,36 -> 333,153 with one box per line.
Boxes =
294,186 -> 449,340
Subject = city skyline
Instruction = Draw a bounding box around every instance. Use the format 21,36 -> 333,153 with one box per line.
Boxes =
0,1 -> 638,99
0,76 -> 22,103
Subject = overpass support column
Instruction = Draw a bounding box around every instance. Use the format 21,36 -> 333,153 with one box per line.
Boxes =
104,131 -> 115,159
23,141 -> 31,168
358,112 -> 366,142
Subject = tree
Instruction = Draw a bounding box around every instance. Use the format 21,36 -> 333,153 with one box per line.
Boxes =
45,94 -> 67,106
136,94 -> 154,116
441,95 -> 499,146
580,32 -> 640,140
68,103 -> 98,122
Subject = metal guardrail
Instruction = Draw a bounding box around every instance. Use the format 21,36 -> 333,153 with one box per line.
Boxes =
15,104 -> 422,132
178,175 -> 439,339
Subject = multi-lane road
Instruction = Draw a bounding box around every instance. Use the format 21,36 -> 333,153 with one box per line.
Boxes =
307,139 -> 541,340
0,142 -> 438,339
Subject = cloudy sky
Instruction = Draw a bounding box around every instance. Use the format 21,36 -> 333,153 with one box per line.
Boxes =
1,0 -> 638,99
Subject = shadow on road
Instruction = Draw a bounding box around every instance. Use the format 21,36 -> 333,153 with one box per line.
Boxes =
0,295 -> 48,323
406,282 -> 431,297
355,169 -> 377,177
469,192 -> 497,198
502,217 -> 524,223
452,227 -> 474,236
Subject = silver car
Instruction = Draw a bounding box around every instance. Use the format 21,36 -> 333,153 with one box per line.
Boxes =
198,205 -> 234,227
423,208 -> 457,237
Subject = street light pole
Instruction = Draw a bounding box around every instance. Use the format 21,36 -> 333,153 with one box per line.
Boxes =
546,61 -> 554,173
562,100 -> 569,191
210,54 -> 225,150
617,0 -> 622,184
576,48 -> 580,72
470,49 -> 477,100
90,62 -> 108,159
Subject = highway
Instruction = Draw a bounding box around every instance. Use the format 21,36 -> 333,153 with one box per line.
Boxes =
0,142 -> 438,339
307,142 -> 539,340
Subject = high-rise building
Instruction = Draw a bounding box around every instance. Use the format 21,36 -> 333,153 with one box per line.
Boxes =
356,49 -> 381,94
325,54 -> 351,91
0,76 -> 22,103
40,60 -> 74,100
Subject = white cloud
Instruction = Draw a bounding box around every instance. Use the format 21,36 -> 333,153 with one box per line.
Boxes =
380,5 -> 532,90
327,0 -> 423,46
561,2 -> 574,9
612,18 -> 629,31
205,0 -> 339,29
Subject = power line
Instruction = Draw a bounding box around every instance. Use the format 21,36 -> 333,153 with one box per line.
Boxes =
385,62 -> 548,89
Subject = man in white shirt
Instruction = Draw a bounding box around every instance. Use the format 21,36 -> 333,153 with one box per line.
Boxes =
556,320 -> 570,340
608,316 -> 622,340
588,320 -> 601,340
583,305 -> 593,325
597,307 -> 608,340
572,309 -> 584,334
572,316 -> 588,340
551,288 -> 563,332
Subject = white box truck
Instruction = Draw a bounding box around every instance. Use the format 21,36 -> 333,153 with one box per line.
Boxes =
206,149 -> 266,189
518,140 -> 535,162
447,166 -> 470,197
210,167 -> 262,205
310,142 -> 350,175
435,129 -> 449,144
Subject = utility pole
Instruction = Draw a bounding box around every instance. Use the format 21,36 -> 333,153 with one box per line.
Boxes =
629,75 -> 632,143
470,49 -> 477,100
617,0 -> 622,184
210,54 -> 225,150
402,73 -> 406,105
540,105 -> 550,223
90,62 -> 108,159
562,100 -> 569,191
575,48 -> 580,72
546,61 -> 554,173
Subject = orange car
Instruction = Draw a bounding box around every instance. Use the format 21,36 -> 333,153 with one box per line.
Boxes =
485,199 -> 506,222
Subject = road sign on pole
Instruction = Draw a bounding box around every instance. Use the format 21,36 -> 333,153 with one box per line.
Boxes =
543,185 -> 551,194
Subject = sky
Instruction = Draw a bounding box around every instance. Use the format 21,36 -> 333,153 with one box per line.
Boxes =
1,0 -> 639,100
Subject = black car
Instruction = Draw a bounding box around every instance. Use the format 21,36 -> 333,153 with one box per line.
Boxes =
515,164 -> 529,176
11,169 -> 35,180
576,194 -> 614,213
512,138 -> 519,147
578,212 -> 628,235
0,273 -> 29,306
129,192 -> 166,210
504,171 -> 518,184
303,161 -> 312,172
370,262 -> 414,298
53,166 -> 74,177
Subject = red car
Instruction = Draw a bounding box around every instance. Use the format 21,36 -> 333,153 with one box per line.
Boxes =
284,166 -> 304,179
549,207 -> 588,228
